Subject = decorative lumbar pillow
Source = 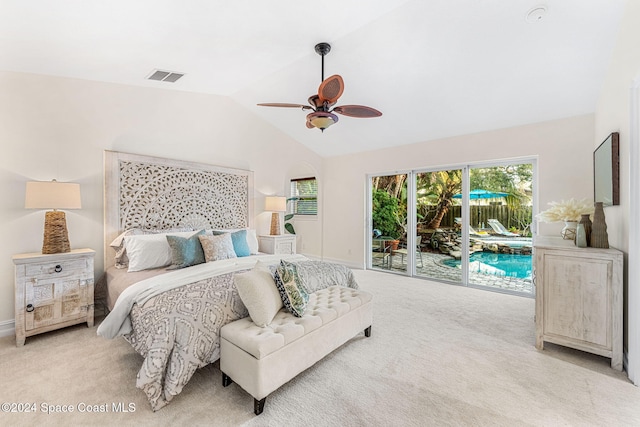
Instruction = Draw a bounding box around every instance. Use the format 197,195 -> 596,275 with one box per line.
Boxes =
198,233 -> 237,262
274,260 -> 309,317
125,231 -> 196,272
166,230 -> 205,269
234,261 -> 283,327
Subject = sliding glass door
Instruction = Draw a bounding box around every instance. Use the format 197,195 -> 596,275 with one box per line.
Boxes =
466,164 -> 534,293
370,173 -> 407,273
368,160 -> 535,295
414,169 -> 463,284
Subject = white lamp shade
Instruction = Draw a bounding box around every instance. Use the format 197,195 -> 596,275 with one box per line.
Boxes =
25,181 -> 82,210
265,196 -> 286,212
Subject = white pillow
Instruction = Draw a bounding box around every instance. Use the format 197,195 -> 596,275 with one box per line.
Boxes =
234,260 -> 282,327
246,229 -> 259,254
125,231 -> 196,272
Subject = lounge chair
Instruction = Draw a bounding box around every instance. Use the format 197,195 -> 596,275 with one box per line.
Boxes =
487,219 -> 520,237
454,218 -> 489,236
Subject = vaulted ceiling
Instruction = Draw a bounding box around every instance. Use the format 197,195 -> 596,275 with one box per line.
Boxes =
0,0 -> 627,157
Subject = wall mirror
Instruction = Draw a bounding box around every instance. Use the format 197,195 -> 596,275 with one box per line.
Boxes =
594,132 -> 620,206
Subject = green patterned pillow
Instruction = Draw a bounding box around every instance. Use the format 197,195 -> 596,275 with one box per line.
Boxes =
166,230 -> 206,269
274,260 -> 309,317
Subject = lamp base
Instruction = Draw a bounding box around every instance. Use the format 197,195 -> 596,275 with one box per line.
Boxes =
42,211 -> 71,254
270,212 -> 281,236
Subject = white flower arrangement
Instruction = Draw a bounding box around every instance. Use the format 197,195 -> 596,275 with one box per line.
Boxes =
536,198 -> 594,223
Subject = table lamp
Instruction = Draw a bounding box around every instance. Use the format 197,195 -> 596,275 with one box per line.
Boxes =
25,180 -> 82,254
265,196 -> 287,235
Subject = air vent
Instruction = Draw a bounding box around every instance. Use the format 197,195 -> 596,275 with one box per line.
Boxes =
146,69 -> 185,83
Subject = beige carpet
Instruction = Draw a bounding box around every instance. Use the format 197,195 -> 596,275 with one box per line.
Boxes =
1,269 -> 638,427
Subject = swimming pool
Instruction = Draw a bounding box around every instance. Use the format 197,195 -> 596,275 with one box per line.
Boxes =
442,252 -> 532,279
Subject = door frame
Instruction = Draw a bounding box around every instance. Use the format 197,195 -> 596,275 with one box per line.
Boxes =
367,156 -> 538,293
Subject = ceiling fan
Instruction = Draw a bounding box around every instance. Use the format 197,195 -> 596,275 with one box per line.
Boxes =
257,42 -> 382,132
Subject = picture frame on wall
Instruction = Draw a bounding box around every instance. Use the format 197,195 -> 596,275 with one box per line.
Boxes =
594,132 -> 620,206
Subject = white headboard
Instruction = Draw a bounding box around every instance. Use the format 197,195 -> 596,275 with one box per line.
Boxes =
104,151 -> 254,269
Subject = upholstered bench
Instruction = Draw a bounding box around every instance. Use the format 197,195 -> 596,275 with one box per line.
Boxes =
220,285 -> 373,415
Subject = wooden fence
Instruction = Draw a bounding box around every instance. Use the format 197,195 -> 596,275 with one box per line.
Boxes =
421,205 -> 533,234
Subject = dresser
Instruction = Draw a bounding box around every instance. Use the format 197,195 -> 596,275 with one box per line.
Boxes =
534,236 -> 623,370
13,248 -> 95,346
258,235 -> 296,255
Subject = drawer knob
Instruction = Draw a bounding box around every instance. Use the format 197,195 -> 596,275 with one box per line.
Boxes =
26,304 -> 34,313
54,264 -> 62,273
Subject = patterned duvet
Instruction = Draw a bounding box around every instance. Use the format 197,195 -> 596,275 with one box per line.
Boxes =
106,257 -> 359,411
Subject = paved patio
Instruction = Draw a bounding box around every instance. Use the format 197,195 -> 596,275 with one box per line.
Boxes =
375,250 -> 534,294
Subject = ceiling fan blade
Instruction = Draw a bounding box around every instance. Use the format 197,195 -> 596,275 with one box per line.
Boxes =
318,75 -> 344,104
333,105 -> 382,118
257,103 -> 312,110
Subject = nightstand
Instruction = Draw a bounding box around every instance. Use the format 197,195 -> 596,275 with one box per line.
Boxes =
13,248 -> 95,346
258,235 -> 296,255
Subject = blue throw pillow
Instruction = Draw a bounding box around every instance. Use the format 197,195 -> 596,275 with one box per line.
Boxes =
166,230 -> 205,269
230,229 -> 251,257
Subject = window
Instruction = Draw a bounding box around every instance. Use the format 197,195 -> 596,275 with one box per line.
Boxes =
290,177 -> 317,215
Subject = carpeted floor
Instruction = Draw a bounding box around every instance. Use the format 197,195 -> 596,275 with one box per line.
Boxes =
0,269 -> 638,426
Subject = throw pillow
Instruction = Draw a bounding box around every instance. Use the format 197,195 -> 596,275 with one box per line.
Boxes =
166,230 -> 205,269
198,233 -> 237,262
211,229 -> 251,257
234,262 -> 283,327
274,260 -> 309,317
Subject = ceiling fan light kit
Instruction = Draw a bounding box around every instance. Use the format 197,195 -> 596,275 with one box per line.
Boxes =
258,42 -> 382,132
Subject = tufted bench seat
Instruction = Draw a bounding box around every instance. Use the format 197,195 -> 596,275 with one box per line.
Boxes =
220,285 -> 373,415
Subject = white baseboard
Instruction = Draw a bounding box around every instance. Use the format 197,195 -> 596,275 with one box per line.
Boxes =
0,319 -> 15,338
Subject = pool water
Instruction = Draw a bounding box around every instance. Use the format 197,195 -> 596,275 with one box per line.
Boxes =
442,252 -> 532,279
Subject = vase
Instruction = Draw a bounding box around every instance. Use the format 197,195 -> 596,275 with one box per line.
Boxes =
575,223 -> 587,248
579,213 -> 592,247
561,221 -> 578,240
591,202 -> 609,248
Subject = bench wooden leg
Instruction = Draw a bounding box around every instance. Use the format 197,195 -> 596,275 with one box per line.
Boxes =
365,326 -> 372,337
254,397 -> 266,415
222,372 -> 233,387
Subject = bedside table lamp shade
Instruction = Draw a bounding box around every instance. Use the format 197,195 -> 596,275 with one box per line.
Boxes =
265,196 -> 286,236
25,180 -> 82,254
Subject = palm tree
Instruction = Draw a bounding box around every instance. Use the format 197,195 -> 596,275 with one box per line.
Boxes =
423,170 -> 462,229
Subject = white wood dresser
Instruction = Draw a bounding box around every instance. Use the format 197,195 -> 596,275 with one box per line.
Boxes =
13,248 -> 95,346
534,236 -> 623,370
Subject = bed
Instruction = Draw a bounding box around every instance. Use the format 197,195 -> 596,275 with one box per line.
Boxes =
97,151 -> 358,411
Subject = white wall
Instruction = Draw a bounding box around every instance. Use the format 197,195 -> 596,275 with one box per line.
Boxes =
594,0 -> 640,381
0,71 -> 323,327
322,114 -> 595,267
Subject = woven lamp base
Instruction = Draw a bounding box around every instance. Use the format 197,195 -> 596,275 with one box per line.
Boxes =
270,212 -> 281,235
42,210 -> 71,254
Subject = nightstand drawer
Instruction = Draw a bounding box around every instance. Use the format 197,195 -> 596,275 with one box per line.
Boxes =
258,235 -> 296,255
26,258 -> 90,278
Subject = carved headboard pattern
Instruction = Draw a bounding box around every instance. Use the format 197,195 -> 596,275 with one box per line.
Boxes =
104,151 -> 254,269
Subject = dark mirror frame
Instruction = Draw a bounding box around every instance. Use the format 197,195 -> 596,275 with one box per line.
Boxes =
594,132 -> 620,206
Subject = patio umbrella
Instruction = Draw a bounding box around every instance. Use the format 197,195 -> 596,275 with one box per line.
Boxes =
453,189 -> 508,200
